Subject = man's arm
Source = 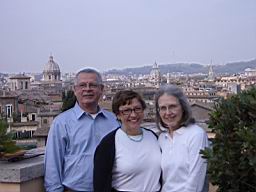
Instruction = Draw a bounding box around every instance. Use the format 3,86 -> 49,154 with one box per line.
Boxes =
44,119 -> 67,192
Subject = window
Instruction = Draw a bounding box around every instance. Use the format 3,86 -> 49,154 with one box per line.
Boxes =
43,119 -> 48,124
32,114 -> 36,121
5,104 -> 13,118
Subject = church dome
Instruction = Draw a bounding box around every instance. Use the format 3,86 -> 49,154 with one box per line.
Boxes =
150,62 -> 160,77
43,56 -> 60,73
149,62 -> 161,88
42,55 -> 61,82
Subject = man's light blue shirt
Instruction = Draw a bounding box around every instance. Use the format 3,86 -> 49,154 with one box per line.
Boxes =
44,103 -> 120,192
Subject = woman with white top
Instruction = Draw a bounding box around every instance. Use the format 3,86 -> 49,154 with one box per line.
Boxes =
94,90 -> 161,192
155,85 -> 209,192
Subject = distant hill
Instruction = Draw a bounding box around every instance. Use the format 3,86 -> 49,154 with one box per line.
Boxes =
105,59 -> 256,75
214,59 -> 256,74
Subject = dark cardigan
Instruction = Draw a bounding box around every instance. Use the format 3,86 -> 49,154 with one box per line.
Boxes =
93,128 -> 118,192
93,127 -> 159,192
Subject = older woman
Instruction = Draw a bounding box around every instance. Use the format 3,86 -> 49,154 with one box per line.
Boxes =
155,85 -> 209,192
94,90 -> 161,192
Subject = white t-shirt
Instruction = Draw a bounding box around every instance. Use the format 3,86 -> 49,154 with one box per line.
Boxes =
159,124 -> 209,192
112,128 -> 161,192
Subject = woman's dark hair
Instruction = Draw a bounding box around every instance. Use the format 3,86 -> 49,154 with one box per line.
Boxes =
112,90 -> 146,115
155,84 -> 195,131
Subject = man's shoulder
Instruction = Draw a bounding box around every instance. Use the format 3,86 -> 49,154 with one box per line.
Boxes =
101,109 -> 116,119
54,107 -> 75,121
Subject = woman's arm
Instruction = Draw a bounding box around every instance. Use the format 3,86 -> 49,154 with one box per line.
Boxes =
185,130 -> 209,192
93,130 -> 116,192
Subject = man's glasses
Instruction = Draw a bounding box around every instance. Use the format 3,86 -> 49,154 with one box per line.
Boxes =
119,107 -> 143,115
76,82 -> 101,89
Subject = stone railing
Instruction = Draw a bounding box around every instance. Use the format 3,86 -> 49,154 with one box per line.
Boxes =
0,151 -> 218,192
0,155 -> 44,192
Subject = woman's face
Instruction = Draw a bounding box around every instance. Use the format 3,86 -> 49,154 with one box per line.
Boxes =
117,98 -> 144,131
158,93 -> 183,131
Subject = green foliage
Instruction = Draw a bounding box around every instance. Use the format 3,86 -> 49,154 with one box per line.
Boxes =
201,87 -> 256,192
61,90 -> 76,112
0,119 -> 20,154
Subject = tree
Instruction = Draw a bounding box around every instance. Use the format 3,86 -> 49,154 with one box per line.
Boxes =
0,119 -> 20,154
62,90 -> 76,112
201,87 -> 256,192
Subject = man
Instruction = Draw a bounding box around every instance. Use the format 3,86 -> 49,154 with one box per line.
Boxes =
44,68 -> 120,192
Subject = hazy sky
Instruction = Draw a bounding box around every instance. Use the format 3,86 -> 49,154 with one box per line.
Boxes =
1,0 -> 256,73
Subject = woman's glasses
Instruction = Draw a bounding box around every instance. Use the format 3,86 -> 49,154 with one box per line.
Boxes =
158,104 -> 180,113
119,107 -> 143,115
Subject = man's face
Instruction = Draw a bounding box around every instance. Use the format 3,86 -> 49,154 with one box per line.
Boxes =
74,72 -> 103,111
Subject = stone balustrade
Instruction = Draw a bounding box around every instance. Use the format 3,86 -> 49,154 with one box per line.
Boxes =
0,155 -> 44,192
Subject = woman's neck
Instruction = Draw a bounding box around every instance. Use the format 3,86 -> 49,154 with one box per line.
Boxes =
168,126 -> 180,137
121,126 -> 142,136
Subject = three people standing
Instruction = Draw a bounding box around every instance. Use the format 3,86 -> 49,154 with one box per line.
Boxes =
44,66 -> 208,192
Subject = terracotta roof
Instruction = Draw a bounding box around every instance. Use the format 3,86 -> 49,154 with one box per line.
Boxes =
0,90 -> 18,97
9,74 -> 31,79
190,102 -> 214,110
34,126 -> 50,137
10,121 -> 38,127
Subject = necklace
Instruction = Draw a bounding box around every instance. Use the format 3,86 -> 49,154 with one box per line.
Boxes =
123,128 -> 144,142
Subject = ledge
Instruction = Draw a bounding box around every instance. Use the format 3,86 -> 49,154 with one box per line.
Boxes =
0,155 -> 44,183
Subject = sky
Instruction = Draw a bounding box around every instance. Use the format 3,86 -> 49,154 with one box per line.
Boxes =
0,0 -> 256,73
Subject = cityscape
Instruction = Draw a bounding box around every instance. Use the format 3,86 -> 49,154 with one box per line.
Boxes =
1,0 -> 256,191
1,55 -> 256,142
0,55 -> 256,191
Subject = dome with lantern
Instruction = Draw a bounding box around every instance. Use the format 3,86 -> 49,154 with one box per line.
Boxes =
43,55 -> 61,81
149,61 -> 161,87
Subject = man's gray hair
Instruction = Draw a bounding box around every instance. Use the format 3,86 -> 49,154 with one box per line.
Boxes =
155,84 -> 195,131
74,68 -> 103,85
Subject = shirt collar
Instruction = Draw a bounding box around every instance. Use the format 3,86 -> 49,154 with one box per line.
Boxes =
162,126 -> 186,138
175,126 -> 186,135
73,102 -> 106,120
